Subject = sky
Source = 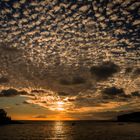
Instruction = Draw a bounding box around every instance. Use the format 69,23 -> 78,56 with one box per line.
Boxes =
0,0 -> 140,120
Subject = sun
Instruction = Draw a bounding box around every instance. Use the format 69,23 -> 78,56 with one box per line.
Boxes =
57,101 -> 64,105
56,101 -> 65,111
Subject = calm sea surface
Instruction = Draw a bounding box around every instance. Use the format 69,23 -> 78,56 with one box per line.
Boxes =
0,121 -> 140,140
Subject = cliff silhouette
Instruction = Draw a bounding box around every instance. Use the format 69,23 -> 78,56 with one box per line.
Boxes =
117,112 -> 140,122
0,109 -> 12,124
0,109 -> 22,125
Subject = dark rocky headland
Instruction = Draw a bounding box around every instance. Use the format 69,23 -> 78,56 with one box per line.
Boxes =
0,109 -> 22,125
117,112 -> 140,122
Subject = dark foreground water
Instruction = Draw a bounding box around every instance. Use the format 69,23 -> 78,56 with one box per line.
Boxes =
0,121 -> 140,140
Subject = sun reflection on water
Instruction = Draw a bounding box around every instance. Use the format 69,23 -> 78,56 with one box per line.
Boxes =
52,121 -> 66,140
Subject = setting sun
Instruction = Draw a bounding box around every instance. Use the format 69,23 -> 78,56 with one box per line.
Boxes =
56,101 -> 65,111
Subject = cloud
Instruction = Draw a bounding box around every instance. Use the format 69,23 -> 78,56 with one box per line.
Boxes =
125,67 -> 133,74
31,89 -> 46,93
0,77 -> 9,84
133,68 -> 140,77
57,91 -> 69,96
90,61 -> 120,81
0,0 -> 140,119
60,76 -> 86,85
33,114 -> 47,118
102,87 -> 125,96
23,100 -> 30,104
0,42 -> 19,52
0,88 -> 28,97
102,87 -> 140,101
131,91 -> 140,97
101,86 -> 132,100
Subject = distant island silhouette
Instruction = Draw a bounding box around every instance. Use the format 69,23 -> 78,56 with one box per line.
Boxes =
117,112 -> 140,122
0,109 -> 22,125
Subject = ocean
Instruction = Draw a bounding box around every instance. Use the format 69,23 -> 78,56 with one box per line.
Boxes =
0,121 -> 140,140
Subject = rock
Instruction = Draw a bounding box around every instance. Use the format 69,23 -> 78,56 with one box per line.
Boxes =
0,109 -> 23,125
117,112 -> 140,122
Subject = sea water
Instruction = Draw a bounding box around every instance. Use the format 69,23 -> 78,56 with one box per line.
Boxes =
0,121 -> 140,140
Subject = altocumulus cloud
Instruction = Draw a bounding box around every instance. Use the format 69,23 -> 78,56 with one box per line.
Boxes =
0,76 -> 9,84
90,61 -> 120,81
0,88 -> 28,97
60,76 -> 86,85
0,0 -> 140,118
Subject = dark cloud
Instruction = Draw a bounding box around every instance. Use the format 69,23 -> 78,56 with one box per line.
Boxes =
19,90 -> 28,95
131,91 -> 140,97
90,61 -> 120,81
31,89 -> 46,93
72,76 -> 86,84
0,42 -> 19,52
125,67 -> 133,74
57,91 -> 69,96
67,98 -> 75,102
0,88 -> 28,97
102,87 -> 132,100
102,86 -> 136,100
0,76 -> 9,84
60,76 -> 86,85
102,87 -> 124,96
133,68 -> 140,77
33,115 -> 47,118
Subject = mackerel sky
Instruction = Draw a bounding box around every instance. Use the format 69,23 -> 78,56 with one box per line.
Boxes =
0,0 -> 140,120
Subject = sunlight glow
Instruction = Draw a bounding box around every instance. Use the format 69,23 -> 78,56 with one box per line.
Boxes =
56,101 -> 65,111
57,101 -> 64,106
